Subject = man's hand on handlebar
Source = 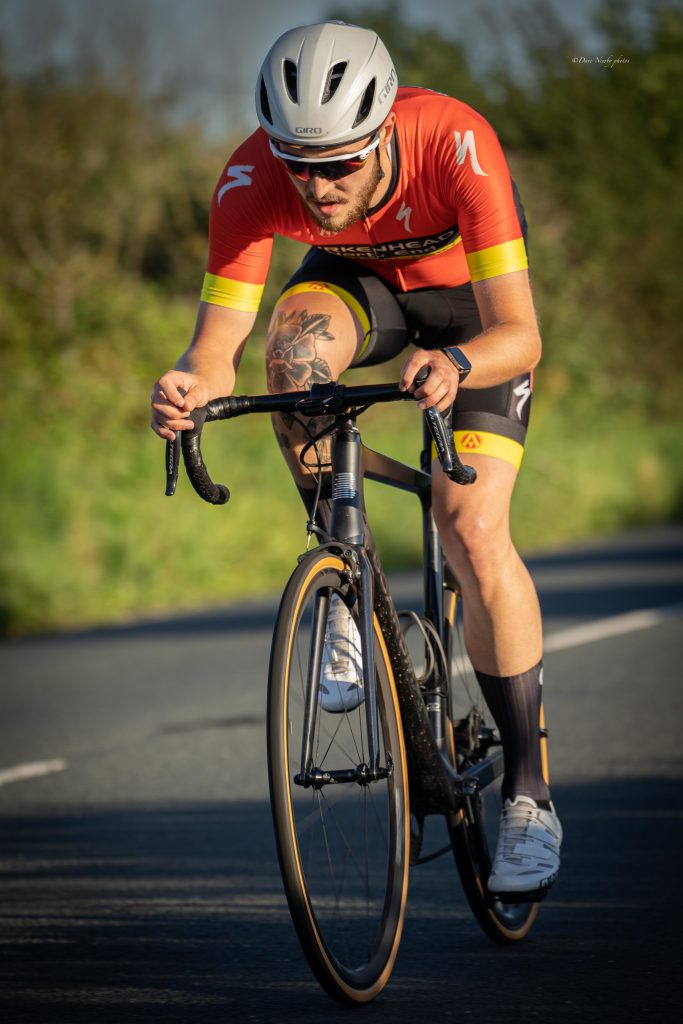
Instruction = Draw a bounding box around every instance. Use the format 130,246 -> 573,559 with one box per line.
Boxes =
399,349 -> 459,413
151,371 -> 213,441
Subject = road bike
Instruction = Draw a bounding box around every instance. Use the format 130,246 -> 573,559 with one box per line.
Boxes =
165,371 -> 547,1005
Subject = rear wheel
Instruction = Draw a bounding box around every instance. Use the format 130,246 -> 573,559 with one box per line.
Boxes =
267,549 -> 410,1004
442,581 -> 539,944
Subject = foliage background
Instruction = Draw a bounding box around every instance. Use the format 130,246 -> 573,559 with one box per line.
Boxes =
1,0 -> 681,633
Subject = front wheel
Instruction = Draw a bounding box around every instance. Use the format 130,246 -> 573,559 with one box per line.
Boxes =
267,549 -> 410,1004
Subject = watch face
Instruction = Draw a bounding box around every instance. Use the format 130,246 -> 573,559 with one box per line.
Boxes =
448,347 -> 472,374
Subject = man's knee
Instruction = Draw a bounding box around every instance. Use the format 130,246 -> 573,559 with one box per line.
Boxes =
433,475 -> 512,582
265,291 -> 361,395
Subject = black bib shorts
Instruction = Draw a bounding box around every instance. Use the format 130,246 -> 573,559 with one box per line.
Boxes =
280,222 -> 533,471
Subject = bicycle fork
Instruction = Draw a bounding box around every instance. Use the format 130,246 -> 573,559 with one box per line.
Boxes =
295,423 -> 391,789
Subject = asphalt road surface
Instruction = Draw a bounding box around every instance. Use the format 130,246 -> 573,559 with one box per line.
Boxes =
1,525 -> 682,1023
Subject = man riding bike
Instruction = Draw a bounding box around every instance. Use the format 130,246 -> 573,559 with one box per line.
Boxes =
151,21 -> 562,899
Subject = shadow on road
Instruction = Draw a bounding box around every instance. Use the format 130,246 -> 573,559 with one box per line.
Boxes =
1,778 -> 681,1023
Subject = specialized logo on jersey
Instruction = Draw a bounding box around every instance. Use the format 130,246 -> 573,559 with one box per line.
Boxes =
513,379 -> 532,419
454,130 -> 487,177
217,165 -> 254,206
460,432 -> 482,450
396,202 -> 413,233
319,225 -> 460,261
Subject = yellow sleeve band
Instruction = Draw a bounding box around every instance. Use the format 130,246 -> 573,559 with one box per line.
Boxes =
466,237 -> 528,283
200,273 -> 264,312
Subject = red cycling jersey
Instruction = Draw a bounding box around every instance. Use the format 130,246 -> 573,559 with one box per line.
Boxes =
201,87 -> 527,314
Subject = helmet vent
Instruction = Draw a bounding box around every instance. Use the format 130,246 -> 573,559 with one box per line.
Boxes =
259,76 -> 273,125
283,60 -> 298,103
352,78 -> 376,128
322,61 -> 348,104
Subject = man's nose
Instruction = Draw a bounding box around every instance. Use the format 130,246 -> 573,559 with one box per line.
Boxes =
307,172 -> 334,198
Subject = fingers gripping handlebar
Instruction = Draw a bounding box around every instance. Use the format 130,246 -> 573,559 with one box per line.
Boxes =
164,395 -> 253,505
164,377 -> 476,504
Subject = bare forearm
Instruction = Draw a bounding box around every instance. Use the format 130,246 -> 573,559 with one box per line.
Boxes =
151,302 -> 256,441
175,335 -> 242,399
458,270 -> 542,388
400,270 -> 542,412
174,302 -> 254,399
458,321 -> 541,390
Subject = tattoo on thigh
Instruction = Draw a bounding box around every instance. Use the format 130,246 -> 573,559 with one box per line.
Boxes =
272,427 -> 291,451
267,309 -> 334,393
272,413 -> 334,467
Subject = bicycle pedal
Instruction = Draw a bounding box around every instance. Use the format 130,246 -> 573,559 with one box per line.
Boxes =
488,875 -> 556,905
490,889 -> 548,906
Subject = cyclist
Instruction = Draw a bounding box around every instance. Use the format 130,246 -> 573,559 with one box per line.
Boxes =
151,21 -> 562,899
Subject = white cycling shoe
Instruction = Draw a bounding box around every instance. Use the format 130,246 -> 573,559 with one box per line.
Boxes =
318,594 -> 365,713
487,795 -> 562,899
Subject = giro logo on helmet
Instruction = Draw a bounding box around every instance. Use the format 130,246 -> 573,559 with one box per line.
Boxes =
295,127 -> 323,135
379,68 -> 397,104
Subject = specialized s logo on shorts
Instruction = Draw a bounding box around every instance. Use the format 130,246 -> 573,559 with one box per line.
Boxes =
513,379 -> 531,420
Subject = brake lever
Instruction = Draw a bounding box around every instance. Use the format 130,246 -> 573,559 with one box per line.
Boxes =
414,366 -> 477,486
164,386 -> 186,497
165,433 -> 181,496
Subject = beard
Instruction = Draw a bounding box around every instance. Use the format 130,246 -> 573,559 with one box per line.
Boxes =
300,154 -> 384,233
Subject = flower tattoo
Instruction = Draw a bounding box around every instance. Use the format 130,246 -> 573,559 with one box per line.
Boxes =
267,310 -> 334,393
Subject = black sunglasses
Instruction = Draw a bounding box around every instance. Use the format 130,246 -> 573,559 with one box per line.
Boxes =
268,134 -> 381,181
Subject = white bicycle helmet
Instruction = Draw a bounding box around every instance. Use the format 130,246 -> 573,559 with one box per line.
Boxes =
256,21 -> 398,147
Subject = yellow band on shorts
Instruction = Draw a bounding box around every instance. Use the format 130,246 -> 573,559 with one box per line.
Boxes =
432,429 -> 524,471
278,281 -> 372,357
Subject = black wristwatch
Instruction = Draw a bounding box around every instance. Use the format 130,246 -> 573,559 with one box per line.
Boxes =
442,346 -> 472,382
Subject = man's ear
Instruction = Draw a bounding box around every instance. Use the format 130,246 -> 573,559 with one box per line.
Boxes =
380,111 -> 397,148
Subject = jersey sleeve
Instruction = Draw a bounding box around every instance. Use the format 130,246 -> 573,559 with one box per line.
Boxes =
200,132 -> 275,313
435,106 -> 528,283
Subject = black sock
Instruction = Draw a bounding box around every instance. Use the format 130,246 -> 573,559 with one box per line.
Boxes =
475,660 -> 551,806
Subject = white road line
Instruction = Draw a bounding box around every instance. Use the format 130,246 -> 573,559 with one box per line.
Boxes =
450,603 -> 683,675
544,603 -> 683,654
0,759 -> 67,788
